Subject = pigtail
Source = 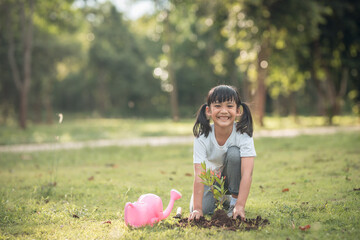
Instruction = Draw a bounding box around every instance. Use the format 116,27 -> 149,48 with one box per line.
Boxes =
193,103 -> 211,138
236,102 -> 254,137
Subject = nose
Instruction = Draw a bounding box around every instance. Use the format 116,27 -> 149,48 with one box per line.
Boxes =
220,106 -> 227,113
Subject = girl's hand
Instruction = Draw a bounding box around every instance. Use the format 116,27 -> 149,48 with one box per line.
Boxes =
189,209 -> 203,220
233,205 -> 246,221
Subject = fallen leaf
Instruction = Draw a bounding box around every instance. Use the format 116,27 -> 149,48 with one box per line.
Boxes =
185,173 -> 192,177
282,188 -> 289,192
299,224 -> 311,231
105,163 -> 118,168
48,182 -> 57,187
88,176 -> 94,181
103,220 -> 111,224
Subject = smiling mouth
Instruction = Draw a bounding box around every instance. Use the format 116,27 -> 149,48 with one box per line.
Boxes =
217,116 -> 230,120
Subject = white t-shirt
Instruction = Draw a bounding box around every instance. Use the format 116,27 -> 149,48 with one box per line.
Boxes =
193,123 -> 256,172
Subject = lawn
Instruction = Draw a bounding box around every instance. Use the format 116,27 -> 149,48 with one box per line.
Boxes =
0,115 -> 358,145
0,132 -> 359,239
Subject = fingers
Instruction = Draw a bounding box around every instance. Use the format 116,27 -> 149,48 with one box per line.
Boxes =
189,213 -> 198,220
189,210 -> 202,220
232,207 -> 246,221
233,213 -> 245,221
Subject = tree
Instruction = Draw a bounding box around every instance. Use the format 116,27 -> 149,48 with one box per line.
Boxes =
5,0 -> 35,129
2,0 -> 79,128
223,0 -> 324,126
309,0 -> 360,124
86,2 -> 163,117
153,0 -> 244,118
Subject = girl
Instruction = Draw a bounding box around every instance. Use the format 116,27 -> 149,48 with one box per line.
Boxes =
189,85 -> 256,221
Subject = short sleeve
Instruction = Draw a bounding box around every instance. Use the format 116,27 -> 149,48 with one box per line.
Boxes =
239,134 -> 256,157
193,137 -> 207,164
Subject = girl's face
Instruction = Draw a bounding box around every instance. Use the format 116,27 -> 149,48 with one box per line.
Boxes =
206,100 -> 241,129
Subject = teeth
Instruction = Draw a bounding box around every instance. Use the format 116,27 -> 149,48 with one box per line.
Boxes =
218,116 -> 229,120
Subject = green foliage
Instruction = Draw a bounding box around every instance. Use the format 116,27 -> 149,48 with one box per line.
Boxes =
1,0 -> 360,125
198,162 -> 227,210
53,2 -> 167,117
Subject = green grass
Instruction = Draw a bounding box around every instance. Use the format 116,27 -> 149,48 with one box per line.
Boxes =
0,118 -> 194,145
0,133 -> 359,239
0,115 -> 359,145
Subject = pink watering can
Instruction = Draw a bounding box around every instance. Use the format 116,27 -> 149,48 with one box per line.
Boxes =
124,189 -> 182,228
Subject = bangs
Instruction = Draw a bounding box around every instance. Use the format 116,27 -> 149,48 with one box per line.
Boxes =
207,85 -> 240,105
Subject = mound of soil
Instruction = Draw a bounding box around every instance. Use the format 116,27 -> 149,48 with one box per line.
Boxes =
176,209 -> 269,231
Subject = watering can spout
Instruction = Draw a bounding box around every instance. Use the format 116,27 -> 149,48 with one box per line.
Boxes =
162,189 -> 182,219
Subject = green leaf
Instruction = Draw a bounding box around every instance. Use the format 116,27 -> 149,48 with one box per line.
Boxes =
215,177 -> 222,185
201,162 -> 206,171
214,185 -> 222,192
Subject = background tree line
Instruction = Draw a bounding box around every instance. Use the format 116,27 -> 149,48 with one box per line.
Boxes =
0,0 -> 359,129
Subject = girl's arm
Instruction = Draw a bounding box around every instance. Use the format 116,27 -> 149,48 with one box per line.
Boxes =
189,163 -> 204,220
233,156 -> 254,220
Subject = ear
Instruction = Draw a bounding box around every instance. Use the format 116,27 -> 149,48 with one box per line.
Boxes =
205,105 -> 211,120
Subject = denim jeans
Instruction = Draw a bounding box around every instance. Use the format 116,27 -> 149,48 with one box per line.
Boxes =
190,146 -> 241,214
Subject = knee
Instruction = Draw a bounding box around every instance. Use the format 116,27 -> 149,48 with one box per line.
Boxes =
226,146 -> 240,164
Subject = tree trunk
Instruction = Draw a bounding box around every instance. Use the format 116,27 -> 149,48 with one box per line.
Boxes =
289,91 -> 300,124
253,39 -> 270,126
164,10 -> 179,122
19,89 -> 28,129
324,67 -> 349,124
228,51 -> 240,89
33,91 -> 42,123
241,68 -> 252,103
310,40 -> 327,116
324,68 -> 337,124
311,71 -> 327,116
95,70 -> 110,115
7,0 -> 34,129
44,81 -> 53,124
168,60 -> 179,121
337,67 -> 349,114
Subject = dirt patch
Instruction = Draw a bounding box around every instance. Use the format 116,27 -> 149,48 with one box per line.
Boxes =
176,209 -> 269,231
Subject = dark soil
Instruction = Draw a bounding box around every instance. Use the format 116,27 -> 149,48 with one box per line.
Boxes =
176,209 -> 269,231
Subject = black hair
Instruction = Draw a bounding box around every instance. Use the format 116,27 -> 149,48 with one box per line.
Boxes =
193,85 -> 253,138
